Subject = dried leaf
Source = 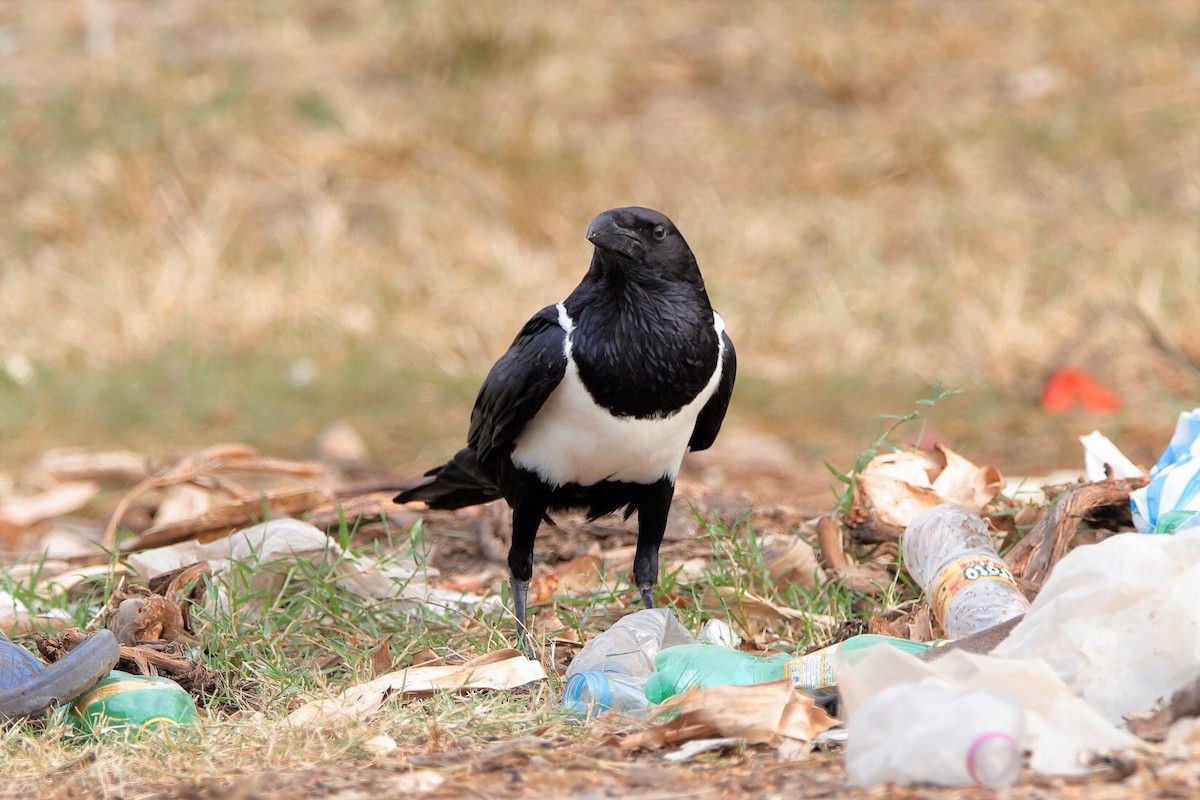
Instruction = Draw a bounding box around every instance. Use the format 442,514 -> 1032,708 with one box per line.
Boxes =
830,563 -> 895,596
287,649 -> 546,727
368,639 -> 392,677
763,537 -> 825,590
110,593 -> 184,645
154,484 -> 214,527
531,553 -> 611,603
0,615 -> 74,637
856,472 -> 942,529
853,447 -> 1007,531
1007,477 -> 1148,590
38,449 -> 150,484
930,444 -> 1006,509
39,564 -> 132,597
0,482 -> 100,528
701,586 -> 838,638
120,487 -> 332,552
103,444 -> 327,547
619,681 -> 838,752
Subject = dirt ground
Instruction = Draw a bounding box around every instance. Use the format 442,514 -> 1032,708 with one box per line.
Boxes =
106,741 -> 1197,800
5,430 -> 1189,799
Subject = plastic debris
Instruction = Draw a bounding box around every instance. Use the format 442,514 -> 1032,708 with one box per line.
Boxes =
846,681 -> 1024,789
1131,408 -> 1200,531
564,609 -> 695,717
996,526 -> 1200,725
839,645 -> 1140,776
70,669 -> 200,734
903,503 -> 1030,638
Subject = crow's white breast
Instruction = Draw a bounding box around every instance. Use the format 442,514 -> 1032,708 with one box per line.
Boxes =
510,304 -> 726,487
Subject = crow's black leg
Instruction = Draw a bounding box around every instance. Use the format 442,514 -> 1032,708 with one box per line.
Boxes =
508,497 -> 546,657
633,479 -> 674,609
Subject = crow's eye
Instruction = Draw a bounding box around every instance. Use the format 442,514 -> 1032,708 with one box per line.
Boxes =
652,224 -> 666,241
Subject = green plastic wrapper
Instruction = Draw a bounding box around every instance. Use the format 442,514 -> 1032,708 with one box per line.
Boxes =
646,634 -> 943,703
646,646 -> 792,704
69,670 -> 200,734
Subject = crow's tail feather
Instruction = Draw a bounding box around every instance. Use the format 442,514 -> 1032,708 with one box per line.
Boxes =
393,447 -> 502,510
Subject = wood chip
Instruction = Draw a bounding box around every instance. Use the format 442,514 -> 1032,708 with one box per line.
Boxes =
1007,477 -> 1148,590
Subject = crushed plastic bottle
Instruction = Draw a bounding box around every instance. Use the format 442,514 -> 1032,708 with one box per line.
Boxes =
563,608 -> 695,716
785,634 -> 938,690
846,681 -> 1025,789
69,670 -> 200,735
902,503 -> 1030,639
644,645 -> 793,703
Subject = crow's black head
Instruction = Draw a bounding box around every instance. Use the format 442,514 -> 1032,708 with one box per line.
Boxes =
585,207 -> 701,287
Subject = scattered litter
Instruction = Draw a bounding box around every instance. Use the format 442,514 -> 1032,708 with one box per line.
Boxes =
0,628 -> 120,721
564,609 -> 696,717
1041,366 -> 1123,415
786,634 -> 935,690
5,416 -> 1200,791
1080,431 -> 1144,482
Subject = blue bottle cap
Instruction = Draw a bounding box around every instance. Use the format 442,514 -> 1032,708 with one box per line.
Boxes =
563,671 -> 612,716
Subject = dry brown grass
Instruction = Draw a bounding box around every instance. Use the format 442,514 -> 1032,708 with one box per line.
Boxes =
0,0 -> 1196,465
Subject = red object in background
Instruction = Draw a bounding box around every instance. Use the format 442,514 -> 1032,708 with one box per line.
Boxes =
1041,367 -> 1123,414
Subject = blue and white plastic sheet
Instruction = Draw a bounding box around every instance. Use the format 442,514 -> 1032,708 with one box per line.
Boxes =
1130,408 -> 1200,533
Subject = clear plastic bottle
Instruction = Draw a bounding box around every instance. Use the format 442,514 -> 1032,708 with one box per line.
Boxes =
785,634 -> 937,690
846,681 -> 1025,789
563,608 -> 696,716
563,667 -> 650,716
902,503 -> 1030,638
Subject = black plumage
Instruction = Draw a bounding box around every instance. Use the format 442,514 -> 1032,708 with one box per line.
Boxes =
395,206 -> 735,652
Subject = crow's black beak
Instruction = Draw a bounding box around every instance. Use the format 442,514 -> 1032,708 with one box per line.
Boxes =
586,211 -> 644,262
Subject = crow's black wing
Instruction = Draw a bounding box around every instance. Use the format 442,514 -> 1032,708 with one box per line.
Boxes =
688,328 -> 735,452
468,305 -> 568,463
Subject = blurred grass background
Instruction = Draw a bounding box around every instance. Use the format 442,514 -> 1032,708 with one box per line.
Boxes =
0,0 -> 1196,478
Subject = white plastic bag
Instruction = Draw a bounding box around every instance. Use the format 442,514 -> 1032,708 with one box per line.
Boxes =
995,527 -> 1200,724
838,646 -> 1139,776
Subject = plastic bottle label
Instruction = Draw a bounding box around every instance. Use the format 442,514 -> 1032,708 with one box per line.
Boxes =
784,644 -> 839,689
930,555 -> 1019,623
